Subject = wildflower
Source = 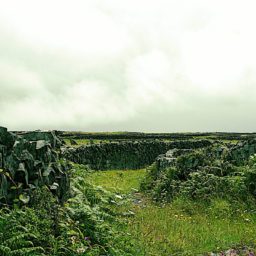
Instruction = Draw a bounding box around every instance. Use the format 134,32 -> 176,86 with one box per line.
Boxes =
71,236 -> 76,244
77,247 -> 86,254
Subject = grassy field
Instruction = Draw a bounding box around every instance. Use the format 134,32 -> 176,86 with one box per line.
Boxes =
88,169 -> 146,193
89,169 -> 256,256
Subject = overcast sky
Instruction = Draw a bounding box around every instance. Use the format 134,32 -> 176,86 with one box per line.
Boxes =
0,0 -> 256,132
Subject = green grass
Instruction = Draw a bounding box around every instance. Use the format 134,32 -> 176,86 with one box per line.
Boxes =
89,169 -> 256,256
89,169 -> 146,193
64,138 -> 109,146
128,198 -> 256,255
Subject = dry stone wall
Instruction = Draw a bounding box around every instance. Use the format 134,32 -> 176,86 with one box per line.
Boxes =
63,140 -> 212,170
61,131 -> 255,141
155,139 -> 256,173
225,139 -> 256,165
0,127 -> 69,205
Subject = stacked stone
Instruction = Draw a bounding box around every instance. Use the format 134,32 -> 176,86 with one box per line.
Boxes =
156,149 -> 194,171
225,139 -> 256,165
155,139 -> 256,175
0,127 -> 69,205
63,139 -> 212,170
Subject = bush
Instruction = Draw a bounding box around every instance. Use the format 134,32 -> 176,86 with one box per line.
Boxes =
141,148 -> 256,203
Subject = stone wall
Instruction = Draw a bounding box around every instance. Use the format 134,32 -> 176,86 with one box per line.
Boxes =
60,131 -> 255,141
225,139 -> 256,165
155,139 -> 256,173
63,140 -> 212,170
0,127 -> 69,205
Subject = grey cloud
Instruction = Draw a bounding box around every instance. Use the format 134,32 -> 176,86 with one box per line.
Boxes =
0,1 -> 256,131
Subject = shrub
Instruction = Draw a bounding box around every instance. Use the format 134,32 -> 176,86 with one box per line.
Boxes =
141,147 -> 256,203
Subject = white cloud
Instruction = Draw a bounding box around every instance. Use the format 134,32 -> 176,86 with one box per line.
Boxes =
126,50 -> 181,106
0,0 -> 133,57
0,0 -> 256,131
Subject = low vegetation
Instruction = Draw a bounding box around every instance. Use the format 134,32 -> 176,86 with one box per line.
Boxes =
0,164 -> 138,256
89,168 -> 256,256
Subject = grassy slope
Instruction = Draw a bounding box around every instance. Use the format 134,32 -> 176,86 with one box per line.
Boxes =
89,169 -> 256,256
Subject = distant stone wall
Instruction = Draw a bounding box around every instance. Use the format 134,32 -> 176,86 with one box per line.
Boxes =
60,131 -> 255,141
63,140 -> 212,170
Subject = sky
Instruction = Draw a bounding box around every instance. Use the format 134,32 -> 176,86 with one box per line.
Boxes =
0,0 -> 256,132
